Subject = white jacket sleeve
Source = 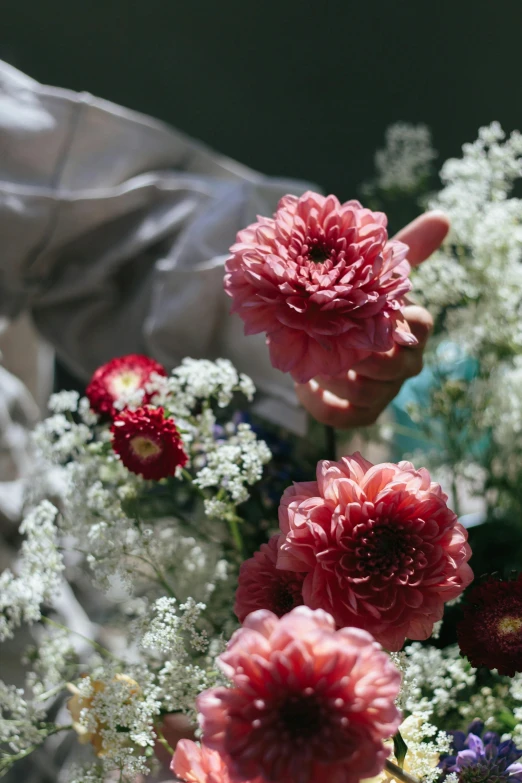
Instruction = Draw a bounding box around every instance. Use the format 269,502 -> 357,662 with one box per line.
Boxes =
0,60 -> 315,431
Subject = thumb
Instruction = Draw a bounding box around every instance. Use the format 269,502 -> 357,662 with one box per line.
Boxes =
402,304 -> 434,349
393,210 -> 450,267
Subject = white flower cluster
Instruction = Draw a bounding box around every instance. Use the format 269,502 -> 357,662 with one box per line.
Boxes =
148,357 -> 255,416
401,643 -> 477,719
138,596 -> 219,719
24,626 -> 77,700
415,123 -> 522,333
0,680 -> 46,762
388,714 -> 451,783
67,766 -> 105,783
0,500 -> 63,641
68,665 -> 161,780
141,596 -> 208,655
364,122 -> 437,195
195,423 -> 272,506
0,357 -> 268,779
511,674 -> 522,744
485,356 -> 522,452
29,359 -> 269,596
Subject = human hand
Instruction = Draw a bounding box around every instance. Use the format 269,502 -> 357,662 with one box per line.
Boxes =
294,211 -> 450,429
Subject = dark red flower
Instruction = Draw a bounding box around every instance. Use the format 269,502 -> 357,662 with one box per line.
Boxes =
86,354 -> 166,417
457,573 -> 522,676
234,535 -> 305,623
111,406 -> 187,480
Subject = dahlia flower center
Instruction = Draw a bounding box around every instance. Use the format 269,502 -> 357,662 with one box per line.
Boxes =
497,616 -> 522,636
109,370 -> 141,396
458,758 -> 511,783
308,243 -> 331,264
130,435 -> 162,460
353,520 -> 424,579
271,578 -> 304,616
276,692 -> 325,741
480,597 -> 522,654
298,232 -> 344,268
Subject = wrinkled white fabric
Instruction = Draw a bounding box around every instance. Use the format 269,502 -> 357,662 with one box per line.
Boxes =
0,60 -> 316,431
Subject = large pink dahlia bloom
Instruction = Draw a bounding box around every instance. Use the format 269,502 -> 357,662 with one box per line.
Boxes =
277,453 -> 473,651
197,606 -> 401,783
224,192 -> 415,383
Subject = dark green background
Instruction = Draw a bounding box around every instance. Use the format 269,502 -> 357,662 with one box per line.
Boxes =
2,0 -> 521,203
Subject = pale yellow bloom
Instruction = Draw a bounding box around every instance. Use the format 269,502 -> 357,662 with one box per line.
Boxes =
364,716 -> 441,783
67,674 -> 140,757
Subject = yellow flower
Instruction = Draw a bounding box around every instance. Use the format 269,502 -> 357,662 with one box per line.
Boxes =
67,674 -> 140,757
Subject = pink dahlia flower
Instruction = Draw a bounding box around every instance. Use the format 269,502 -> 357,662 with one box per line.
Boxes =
277,453 -> 473,651
234,535 -> 305,623
224,191 -> 415,383
197,606 -> 401,783
171,739 -> 261,783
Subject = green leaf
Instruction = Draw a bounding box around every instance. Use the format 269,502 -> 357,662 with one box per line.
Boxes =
393,730 -> 408,769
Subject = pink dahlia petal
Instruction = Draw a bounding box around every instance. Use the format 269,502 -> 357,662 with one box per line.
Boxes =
234,535 -> 305,623
277,453 -> 473,651
225,192 -> 416,383
197,607 -> 401,783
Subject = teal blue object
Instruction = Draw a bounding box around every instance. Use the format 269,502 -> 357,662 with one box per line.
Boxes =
390,341 -> 485,461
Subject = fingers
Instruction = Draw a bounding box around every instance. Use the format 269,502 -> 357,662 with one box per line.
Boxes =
296,306 -> 433,429
349,306 -> 433,381
295,381 -> 386,429
318,370 -> 402,409
393,210 -> 450,267
402,304 -> 434,345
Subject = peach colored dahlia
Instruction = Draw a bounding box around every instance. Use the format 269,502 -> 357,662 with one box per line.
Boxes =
197,606 -> 401,783
234,534 -> 305,623
277,453 -> 473,651
171,739 -> 262,783
224,192 -> 415,383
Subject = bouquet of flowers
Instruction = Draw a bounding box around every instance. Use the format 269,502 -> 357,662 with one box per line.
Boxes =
2,176 -> 522,783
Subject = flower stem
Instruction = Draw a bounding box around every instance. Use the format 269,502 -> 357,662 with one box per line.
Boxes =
155,727 -> 176,757
325,424 -> 337,460
229,515 -> 245,558
451,471 -> 462,519
385,759 -> 422,783
40,615 -> 121,662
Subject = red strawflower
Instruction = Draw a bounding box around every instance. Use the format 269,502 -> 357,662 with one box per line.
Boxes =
111,406 -> 187,480
86,354 -> 166,417
197,607 -> 401,783
457,574 -> 522,676
234,535 -> 305,623
277,453 -> 473,651
224,191 -> 415,383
